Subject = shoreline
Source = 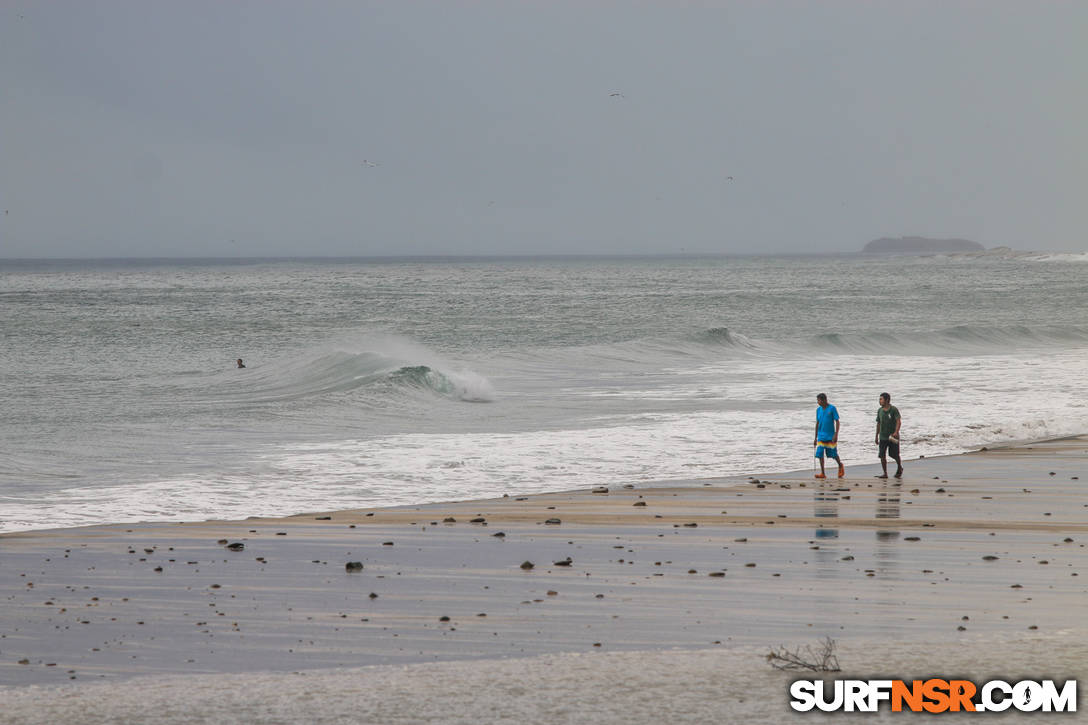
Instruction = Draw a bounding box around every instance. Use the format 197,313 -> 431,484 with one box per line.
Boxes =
4,433 -> 1081,539
2,435 -> 1085,720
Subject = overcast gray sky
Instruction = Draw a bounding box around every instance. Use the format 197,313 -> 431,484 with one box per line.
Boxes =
1,1 -> 1085,258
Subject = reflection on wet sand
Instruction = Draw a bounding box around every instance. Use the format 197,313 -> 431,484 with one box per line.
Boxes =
813,483 -> 841,539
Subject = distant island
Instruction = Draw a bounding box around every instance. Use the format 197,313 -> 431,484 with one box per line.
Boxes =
862,236 -> 985,254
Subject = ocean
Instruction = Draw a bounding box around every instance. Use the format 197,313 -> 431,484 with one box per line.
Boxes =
2,252 -> 1085,533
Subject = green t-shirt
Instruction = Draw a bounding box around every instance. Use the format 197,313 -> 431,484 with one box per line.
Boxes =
876,405 -> 900,440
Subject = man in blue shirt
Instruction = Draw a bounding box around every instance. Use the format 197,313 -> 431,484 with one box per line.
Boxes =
813,392 -> 845,479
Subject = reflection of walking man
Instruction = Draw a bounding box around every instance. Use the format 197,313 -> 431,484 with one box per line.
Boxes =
813,393 -> 845,479
875,392 -> 903,479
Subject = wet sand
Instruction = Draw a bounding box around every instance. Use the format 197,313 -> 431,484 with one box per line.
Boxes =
1,437 -> 1085,721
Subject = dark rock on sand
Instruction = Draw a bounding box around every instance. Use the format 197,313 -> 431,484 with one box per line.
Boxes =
345,562 -> 364,572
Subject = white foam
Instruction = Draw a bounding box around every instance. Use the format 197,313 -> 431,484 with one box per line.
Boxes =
4,349 -> 1082,533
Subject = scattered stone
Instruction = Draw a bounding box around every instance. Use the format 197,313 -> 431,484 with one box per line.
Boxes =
554,558 -> 573,567
382,541 -> 394,546
443,517 -> 456,523
633,501 -> 647,507
315,516 -> 331,520
745,563 -> 756,567
520,561 -> 534,570
492,532 -> 506,538
982,556 -> 999,561
683,522 -> 698,528
439,616 -> 450,622
592,487 -> 608,494
544,518 -> 561,525
216,539 -> 228,545
345,562 -> 364,572
904,536 -> 921,542
368,592 -> 378,599
708,571 -> 725,577
470,517 -> 486,523
225,542 -> 245,551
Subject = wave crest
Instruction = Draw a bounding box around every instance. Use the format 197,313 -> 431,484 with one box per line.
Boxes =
219,338 -> 495,404
809,324 -> 1088,354
389,365 -> 495,402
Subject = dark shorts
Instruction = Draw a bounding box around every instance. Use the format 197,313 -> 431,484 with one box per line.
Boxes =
879,440 -> 900,459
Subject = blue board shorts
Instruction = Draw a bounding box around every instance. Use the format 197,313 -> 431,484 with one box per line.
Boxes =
814,442 -> 840,460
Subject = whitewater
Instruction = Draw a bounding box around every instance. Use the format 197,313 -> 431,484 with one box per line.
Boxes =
1,253 -> 1085,532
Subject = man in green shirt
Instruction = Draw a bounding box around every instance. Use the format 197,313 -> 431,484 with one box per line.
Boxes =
875,392 -> 903,479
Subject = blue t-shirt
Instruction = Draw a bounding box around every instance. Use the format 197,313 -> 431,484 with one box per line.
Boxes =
815,404 -> 839,441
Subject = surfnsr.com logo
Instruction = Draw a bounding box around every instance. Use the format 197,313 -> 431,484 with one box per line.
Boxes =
790,679 -> 1076,713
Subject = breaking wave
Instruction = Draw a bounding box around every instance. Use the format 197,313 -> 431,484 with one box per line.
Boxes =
211,339 -> 495,404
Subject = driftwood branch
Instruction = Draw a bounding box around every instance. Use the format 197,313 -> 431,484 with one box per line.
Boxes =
766,637 -> 841,672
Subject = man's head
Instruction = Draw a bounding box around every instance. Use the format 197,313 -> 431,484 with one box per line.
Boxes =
816,393 -> 828,406
879,392 -> 890,406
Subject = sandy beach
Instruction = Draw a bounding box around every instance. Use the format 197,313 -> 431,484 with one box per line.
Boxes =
2,437 -> 1086,723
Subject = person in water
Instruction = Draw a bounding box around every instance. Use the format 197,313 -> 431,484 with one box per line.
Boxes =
236,358 -> 246,369
813,392 -> 845,479
875,392 -> 903,479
